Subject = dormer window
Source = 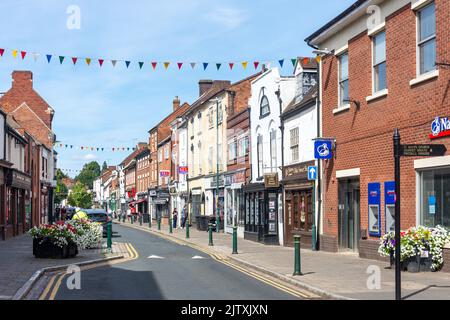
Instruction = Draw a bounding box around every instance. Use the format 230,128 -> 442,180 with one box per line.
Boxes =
260,88 -> 270,117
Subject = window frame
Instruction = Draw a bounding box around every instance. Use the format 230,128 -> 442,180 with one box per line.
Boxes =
257,135 -> 263,178
337,52 -> 349,108
260,89 -> 270,117
269,129 -> 277,172
371,30 -> 387,94
416,1 -> 436,76
290,127 -> 299,163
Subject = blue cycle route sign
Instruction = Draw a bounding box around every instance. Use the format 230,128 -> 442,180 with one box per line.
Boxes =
314,140 -> 333,159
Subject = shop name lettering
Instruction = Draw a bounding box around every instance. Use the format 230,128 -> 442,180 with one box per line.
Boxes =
180,304 -> 268,318
430,117 -> 450,139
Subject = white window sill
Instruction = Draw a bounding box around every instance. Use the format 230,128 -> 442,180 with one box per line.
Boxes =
368,22 -> 385,37
409,69 -> 439,87
332,104 -> 351,115
411,0 -> 433,11
366,89 -> 388,102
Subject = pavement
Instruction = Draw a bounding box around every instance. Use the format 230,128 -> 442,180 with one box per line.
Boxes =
0,233 -> 121,300
116,219 -> 450,300
48,224 -> 312,300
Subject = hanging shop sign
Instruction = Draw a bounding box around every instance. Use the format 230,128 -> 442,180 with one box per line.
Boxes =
159,170 -> 170,177
430,117 -> 450,140
264,173 -> 279,188
178,166 -> 189,174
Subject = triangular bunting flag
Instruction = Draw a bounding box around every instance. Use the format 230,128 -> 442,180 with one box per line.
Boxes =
279,59 -> 284,68
229,63 -> 234,70
32,53 -> 40,62
101,148 -> 104,151
138,62 -> 144,69
0,48 -> 4,57
46,55 -> 52,63
21,51 -> 27,59
291,58 -> 297,66
12,50 -> 18,58
203,62 -> 208,70
254,62 -> 259,69
72,57 -> 78,65
125,61 -> 131,68
59,56 -> 65,64
216,63 -> 221,70
164,62 -> 170,70
190,62 -> 196,69
85,58 -> 91,65
111,60 -> 117,67
303,57 -> 310,65
242,61 -> 248,70
177,62 -> 183,70
98,59 -> 104,67
81,147 -> 84,150
315,56 -> 321,63
151,62 -> 157,70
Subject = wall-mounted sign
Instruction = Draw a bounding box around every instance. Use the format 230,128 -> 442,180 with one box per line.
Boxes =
159,170 -> 170,177
430,117 -> 450,139
428,195 -> 436,215
400,144 -> 447,157
178,166 -> 189,174
314,140 -> 333,160
264,173 -> 279,188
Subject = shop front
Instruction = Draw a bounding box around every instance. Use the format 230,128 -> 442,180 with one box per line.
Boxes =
169,181 -> 188,227
150,188 -> 170,225
4,169 -> 32,239
205,175 -> 224,230
282,161 -> 315,247
243,174 -> 280,245
224,169 -> 246,236
189,187 -> 204,228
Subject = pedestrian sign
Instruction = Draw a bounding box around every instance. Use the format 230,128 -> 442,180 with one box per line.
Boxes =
307,166 -> 317,180
314,140 -> 333,159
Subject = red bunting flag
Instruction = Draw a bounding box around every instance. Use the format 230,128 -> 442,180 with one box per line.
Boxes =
151,62 -> 157,70
229,63 -> 234,70
72,57 -> 78,65
98,59 -> 104,67
303,57 -> 310,65
21,51 -> 27,59
254,62 -> 259,69
0,48 -> 4,57
177,62 -> 183,70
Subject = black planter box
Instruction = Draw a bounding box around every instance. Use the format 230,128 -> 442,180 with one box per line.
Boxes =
33,237 -> 78,259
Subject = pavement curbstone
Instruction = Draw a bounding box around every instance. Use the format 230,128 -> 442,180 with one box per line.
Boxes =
12,254 -> 124,300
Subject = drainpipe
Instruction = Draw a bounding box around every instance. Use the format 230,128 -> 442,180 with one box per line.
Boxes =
275,86 -> 285,246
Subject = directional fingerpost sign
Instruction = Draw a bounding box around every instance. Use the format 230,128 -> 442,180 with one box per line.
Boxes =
307,166 -> 317,180
400,144 -> 447,157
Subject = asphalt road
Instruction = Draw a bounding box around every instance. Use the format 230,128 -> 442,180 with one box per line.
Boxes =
52,224 -> 299,300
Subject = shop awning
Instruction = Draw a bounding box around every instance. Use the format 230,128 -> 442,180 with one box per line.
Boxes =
129,198 -> 147,206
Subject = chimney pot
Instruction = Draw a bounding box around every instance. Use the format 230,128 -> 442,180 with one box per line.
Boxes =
173,96 -> 180,111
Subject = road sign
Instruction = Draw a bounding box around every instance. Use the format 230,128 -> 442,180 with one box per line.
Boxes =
314,140 -> 333,159
307,166 -> 317,180
400,144 -> 447,157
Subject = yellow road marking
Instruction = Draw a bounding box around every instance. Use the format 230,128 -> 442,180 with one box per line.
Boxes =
48,272 -> 65,300
128,243 -> 139,259
39,273 -> 58,300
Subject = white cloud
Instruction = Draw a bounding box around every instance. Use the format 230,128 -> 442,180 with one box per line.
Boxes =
204,6 -> 247,29
84,153 -> 97,160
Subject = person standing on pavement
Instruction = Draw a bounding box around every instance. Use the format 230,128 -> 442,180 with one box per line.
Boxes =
181,205 -> 188,229
172,209 -> 178,229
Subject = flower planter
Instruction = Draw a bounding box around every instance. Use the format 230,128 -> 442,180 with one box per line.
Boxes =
33,237 -> 78,259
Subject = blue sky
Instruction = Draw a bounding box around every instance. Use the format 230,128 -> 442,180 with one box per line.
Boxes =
0,0 -> 355,177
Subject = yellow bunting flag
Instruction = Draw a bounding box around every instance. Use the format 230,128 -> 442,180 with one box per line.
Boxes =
315,55 -> 321,63
242,61 -> 248,70
86,58 -> 91,65
12,50 -> 18,58
164,62 -> 170,70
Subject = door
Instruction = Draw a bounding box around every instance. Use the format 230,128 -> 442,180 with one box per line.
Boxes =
338,179 -> 360,252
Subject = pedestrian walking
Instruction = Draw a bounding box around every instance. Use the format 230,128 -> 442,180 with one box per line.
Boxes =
172,209 -> 178,229
181,205 -> 188,229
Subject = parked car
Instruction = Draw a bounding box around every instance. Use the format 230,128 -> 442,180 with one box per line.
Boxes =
84,209 -> 111,236
65,207 -> 76,220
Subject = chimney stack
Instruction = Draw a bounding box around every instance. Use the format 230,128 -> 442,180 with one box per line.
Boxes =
12,71 -> 33,89
198,80 -> 213,97
173,96 -> 180,111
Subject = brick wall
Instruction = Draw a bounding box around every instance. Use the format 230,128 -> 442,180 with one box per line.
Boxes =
442,248 -> 450,273
320,2 -> 450,253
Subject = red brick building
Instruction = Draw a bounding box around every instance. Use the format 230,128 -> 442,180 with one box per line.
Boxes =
306,0 -> 450,259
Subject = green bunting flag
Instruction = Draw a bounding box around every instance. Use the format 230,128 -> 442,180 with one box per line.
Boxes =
216,63 -> 221,70
59,56 -> 65,64
138,62 -> 144,69
291,58 -> 297,67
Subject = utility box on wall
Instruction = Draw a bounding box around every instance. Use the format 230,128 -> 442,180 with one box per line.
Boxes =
368,183 -> 381,237
384,181 -> 396,233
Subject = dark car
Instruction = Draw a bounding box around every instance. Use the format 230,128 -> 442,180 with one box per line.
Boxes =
66,207 -> 76,220
84,209 -> 111,236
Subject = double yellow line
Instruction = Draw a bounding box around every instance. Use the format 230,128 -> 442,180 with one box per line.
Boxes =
39,243 -> 138,300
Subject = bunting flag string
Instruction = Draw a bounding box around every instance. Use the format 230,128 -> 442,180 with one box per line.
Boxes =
54,143 -> 137,152
0,46 -> 316,72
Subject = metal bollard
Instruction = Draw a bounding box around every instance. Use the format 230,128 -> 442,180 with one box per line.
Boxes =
139,215 -> 143,226
293,235 -> 303,276
232,226 -> 238,254
208,223 -> 214,246
131,215 -> 134,224
149,215 -> 152,228
186,219 -> 190,239
107,220 -> 112,250
157,217 -> 161,230
169,218 -> 173,234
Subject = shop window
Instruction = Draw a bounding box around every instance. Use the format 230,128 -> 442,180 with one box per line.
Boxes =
419,167 -> 450,228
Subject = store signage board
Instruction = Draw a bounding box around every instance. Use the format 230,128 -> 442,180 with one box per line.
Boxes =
178,166 -> 189,174
264,173 -> 279,188
400,144 -> 447,157
314,140 -> 333,159
430,117 -> 450,139
159,170 -> 170,177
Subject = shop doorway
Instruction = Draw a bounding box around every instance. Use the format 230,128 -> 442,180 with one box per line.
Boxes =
284,189 -> 313,247
338,179 -> 360,252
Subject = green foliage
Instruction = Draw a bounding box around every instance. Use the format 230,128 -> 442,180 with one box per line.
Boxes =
67,182 -> 93,209
54,169 -> 69,204
102,161 -> 108,172
75,161 -> 101,189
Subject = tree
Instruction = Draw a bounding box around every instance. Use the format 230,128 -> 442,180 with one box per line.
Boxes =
54,169 -> 69,204
102,161 -> 108,172
75,161 -> 101,189
67,182 -> 93,208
